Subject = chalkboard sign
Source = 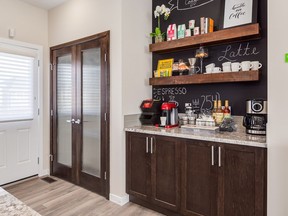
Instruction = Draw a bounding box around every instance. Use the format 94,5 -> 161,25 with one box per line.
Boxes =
152,0 -> 267,115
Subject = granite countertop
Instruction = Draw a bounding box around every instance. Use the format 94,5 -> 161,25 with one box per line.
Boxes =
0,187 -> 41,216
125,124 -> 267,148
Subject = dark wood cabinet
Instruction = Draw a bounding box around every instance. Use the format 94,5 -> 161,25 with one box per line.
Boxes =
126,132 -> 266,216
126,132 -> 181,212
218,144 -> 266,216
181,140 -> 218,216
126,132 -> 150,201
182,140 -> 266,216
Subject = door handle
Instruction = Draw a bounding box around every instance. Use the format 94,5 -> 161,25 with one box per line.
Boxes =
66,119 -> 75,124
211,146 -> 214,166
146,137 -> 149,153
75,119 -> 81,124
150,137 -> 153,154
218,147 -> 221,167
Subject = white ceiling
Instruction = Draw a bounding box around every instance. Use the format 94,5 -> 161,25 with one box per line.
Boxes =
20,0 -> 70,10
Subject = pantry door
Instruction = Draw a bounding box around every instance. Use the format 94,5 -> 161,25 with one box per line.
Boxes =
51,32 -> 110,197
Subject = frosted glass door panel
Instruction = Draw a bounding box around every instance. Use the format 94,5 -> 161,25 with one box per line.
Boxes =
57,54 -> 72,167
82,48 -> 101,177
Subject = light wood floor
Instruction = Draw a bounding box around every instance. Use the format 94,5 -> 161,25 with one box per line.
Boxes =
4,177 -> 164,216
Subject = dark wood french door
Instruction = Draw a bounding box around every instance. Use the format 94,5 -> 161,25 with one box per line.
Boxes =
50,32 -> 110,198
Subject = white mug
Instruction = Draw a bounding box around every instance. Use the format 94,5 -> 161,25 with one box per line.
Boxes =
206,63 -> 215,68
241,61 -> 253,71
251,61 -> 263,70
231,62 -> 241,72
223,65 -> 231,72
213,67 -> 222,72
206,67 -> 213,73
222,62 -> 232,66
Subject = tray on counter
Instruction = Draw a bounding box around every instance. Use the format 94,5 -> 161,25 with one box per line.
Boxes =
181,124 -> 219,131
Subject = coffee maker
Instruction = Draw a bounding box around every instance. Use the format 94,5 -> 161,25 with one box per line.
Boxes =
243,99 -> 267,135
161,102 -> 179,128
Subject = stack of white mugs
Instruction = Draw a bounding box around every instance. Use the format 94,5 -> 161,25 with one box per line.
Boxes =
205,61 -> 262,73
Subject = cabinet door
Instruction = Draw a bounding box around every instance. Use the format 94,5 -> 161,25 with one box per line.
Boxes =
151,135 -> 181,212
218,144 -> 266,216
182,140 -> 218,216
126,132 -> 151,201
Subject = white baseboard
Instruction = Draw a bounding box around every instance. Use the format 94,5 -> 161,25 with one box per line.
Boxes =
38,169 -> 49,177
109,193 -> 129,206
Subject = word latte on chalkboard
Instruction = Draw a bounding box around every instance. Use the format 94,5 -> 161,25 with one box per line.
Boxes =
168,0 -> 214,11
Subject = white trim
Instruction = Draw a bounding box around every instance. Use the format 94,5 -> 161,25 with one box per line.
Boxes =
38,169 -> 50,177
0,37 -> 45,182
109,193 -> 129,206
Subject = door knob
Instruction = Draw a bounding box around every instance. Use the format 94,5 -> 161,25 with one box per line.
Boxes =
75,119 -> 81,124
66,119 -> 75,124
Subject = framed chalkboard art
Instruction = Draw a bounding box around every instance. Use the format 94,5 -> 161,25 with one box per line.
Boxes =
221,0 -> 258,29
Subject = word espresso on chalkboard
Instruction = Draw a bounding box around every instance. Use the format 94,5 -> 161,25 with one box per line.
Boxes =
153,87 -> 187,100
191,92 -> 221,112
168,0 -> 214,11
218,42 -> 260,62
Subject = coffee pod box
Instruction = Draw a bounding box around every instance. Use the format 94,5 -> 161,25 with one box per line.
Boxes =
167,24 -> 177,41
178,24 -> 186,39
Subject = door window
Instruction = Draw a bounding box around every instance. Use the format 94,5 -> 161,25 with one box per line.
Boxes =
0,52 -> 35,122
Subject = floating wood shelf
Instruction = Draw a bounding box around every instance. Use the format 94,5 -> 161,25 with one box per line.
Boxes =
149,23 -> 260,53
149,70 -> 260,86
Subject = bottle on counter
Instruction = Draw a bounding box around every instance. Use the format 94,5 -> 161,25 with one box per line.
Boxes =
223,100 -> 231,118
215,100 -> 224,125
212,100 -> 217,120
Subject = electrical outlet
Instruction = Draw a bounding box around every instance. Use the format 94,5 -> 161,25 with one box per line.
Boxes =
185,103 -> 192,107
285,53 -> 288,63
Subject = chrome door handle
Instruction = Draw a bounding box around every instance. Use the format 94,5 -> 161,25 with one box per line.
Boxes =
146,137 -> 149,153
211,146 -> 214,166
66,119 -> 75,124
75,119 -> 81,124
218,147 -> 221,167
150,137 -> 153,154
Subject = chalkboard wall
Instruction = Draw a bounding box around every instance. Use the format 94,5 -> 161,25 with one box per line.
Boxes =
152,0 -> 267,115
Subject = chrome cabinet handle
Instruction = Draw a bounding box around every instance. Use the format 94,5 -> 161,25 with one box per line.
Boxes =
218,147 -> 221,167
66,119 -> 75,124
146,137 -> 149,153
75,119 -> 81,124
150,137 -> 153,154
211,146 -> 214,166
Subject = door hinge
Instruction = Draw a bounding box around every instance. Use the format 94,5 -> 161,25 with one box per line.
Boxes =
38,60 -> 40,67
49,154 -> 54,162
37,157 -> 39,164
38,108 -> 40,116
104,53 -> 107,62
50,110 -> 53,117
104,171 -> 107,180
104,113 -> 107,121
50,63 -> 53,71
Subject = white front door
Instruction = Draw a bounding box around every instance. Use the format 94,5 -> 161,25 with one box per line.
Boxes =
0,43 -> 40,185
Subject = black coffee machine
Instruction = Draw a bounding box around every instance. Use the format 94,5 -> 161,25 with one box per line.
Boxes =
243,99 -> 267,135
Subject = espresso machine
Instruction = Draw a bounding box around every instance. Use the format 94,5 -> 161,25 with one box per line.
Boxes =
161,102 -> 179,128
243,99 -> 267,135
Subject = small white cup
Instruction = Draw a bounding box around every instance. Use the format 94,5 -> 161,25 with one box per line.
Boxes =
222,66 -> 231,72
206,67 -> 213,73
213,67 -> 222,73
251,61 -> 262,70
160,116 -> 167,126
206,63 -> 215,68
241,61 -> 253,71
222,62 -> 232,66
231,62 -> 241,72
